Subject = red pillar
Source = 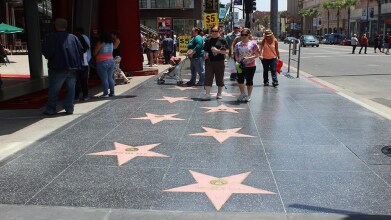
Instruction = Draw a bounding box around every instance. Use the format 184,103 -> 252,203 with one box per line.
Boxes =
117,0 -> 142,71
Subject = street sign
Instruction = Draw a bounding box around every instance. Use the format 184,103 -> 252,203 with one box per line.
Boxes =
204,13 -> 219,29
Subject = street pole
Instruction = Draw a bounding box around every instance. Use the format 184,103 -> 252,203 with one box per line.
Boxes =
271,0 -> 278,36
231,0 -> 234,31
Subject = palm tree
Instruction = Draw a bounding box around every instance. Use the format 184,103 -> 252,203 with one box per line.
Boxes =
299,8 -> 318,34
332,0 -> 344,34
322,1 -> 333,34
342,0 -> 359,37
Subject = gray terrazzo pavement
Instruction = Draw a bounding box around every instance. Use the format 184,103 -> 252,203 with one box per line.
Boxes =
0,59 -> 390,219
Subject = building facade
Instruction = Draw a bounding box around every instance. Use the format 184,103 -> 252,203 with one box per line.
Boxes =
139,0 -> 202,37
301,0 -> 391,40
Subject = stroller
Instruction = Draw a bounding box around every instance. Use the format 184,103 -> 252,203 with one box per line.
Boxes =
157,56 -> 186,86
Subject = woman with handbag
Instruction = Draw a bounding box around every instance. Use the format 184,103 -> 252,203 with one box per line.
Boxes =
234,28 -> 259,102
259,29 -> 280,87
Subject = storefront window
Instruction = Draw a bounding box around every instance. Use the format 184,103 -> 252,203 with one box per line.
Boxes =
184,0 -> 194,8
151,0 -> 169,8
170,0 -> 183,8
173,19 -> 195,36
139,0 -> 147,8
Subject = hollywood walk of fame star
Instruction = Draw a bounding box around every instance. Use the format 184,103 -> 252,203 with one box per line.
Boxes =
130,113 -> 185,124
88,142 -> 169,166
154,96 -> 192,103
164,170 -> 275,211
168,86 -> 198,91
201,104 -> 245,114
189,127 -> 255,143
210,91 -> 239,97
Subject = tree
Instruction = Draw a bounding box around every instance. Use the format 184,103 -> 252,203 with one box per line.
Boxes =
322,1 -> 333,34
333,0 -> 344,34
299,8 -> 318,34
342,0 -> 359,37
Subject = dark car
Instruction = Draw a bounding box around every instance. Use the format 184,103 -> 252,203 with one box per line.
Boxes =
284,37 -> 297,44
300,35 -> 319,47
323,33 -> 347,44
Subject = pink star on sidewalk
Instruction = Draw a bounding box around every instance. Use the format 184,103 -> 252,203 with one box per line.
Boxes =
88,142 -> 169,166
154,96 -> 192,103
210,91 -> 239,97
189,127 -> 255,143
169,86 -> 198,91
201,104 -> 245,113
131,113 -> 185,124
164,170 -> 275,211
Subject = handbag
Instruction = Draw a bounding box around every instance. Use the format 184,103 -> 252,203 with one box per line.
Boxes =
264,40 -> 283,74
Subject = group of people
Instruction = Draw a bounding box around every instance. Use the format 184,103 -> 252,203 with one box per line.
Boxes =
143,33 -> 176,67
351,33 -> 391,55
41,18 -> 129,116
185,25 -> 280,102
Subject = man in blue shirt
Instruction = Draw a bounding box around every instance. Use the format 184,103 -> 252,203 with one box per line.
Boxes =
162,34 -> 174,64
42,18 -> 83,115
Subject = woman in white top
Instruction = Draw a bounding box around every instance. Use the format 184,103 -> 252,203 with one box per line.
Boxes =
351,34 -> 359,54
149,35 -> 160,67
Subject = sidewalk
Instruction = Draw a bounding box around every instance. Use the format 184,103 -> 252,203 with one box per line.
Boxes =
0,59 -> 390,219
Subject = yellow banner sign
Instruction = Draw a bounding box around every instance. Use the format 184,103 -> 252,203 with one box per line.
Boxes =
203,13 -> 218,29
179,36 -> 192,56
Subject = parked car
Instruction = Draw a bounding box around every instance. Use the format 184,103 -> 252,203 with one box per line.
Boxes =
300,35 -> 319,47
284,37 -> 297,44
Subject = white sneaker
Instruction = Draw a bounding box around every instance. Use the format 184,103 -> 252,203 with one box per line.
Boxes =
216,93 -> 223,99
237,93 -> 246,102
244,96 -> 251,102
201,93 -> 211,101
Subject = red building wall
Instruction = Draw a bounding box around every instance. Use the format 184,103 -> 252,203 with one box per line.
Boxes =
53,0 -> 142,72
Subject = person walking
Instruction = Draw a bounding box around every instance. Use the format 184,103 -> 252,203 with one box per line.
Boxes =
186,27 -> 205,87
162,33 -> 174,64
383,33 -> 389,53
112,30 -> 130,84
374,34 -> 382,53
351,34 -> 359,54
74,27 -> 91,101
149,35 -> 159,67
201,26 -> 228,100
94,29 -> 115,97
359,34 -> 368,54
226,25 -> 241,81
259,29 -> 280,87
234,28 -> 259,102
42,18 -> 83,115
386,34 -> 391,55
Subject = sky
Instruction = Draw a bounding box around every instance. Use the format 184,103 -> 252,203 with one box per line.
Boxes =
220,0 -> 287,11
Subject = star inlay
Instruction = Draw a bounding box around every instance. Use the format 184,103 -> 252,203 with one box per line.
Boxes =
210,91 -> 239,97
131,113 -> 185,124
169,86 -> 198,91
201,104 -> 245,113
154,96 -> 192,103
88,142 -> 169,166
189,127 -> 255,143
164,170 -> 275,211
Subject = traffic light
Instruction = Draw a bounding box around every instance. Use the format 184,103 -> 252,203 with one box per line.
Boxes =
252,0 -> 256,11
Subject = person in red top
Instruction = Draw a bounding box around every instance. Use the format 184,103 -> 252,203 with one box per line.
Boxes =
359,34 -> 368,54
386,35 -> 391,55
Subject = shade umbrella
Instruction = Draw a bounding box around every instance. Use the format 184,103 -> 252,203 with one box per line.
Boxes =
0,23 -> 24,34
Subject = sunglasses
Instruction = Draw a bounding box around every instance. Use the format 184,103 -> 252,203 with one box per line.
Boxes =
211,30 -> 219,32
241,34 -> 249,36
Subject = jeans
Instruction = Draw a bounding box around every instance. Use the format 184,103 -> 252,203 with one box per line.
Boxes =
96,59 -> 115,95
189,57 -> 205,85
75,65 -> 89,99
46,69 -> 76,114
163,50 -> 172,64
261,58 -> 278,84
352,45 -> 357,54
359,44 -> 367,54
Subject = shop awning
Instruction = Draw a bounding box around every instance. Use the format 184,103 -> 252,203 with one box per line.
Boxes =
0,23 -> 24,34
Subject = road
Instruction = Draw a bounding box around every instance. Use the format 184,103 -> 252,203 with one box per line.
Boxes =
278,43 -> 391,109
